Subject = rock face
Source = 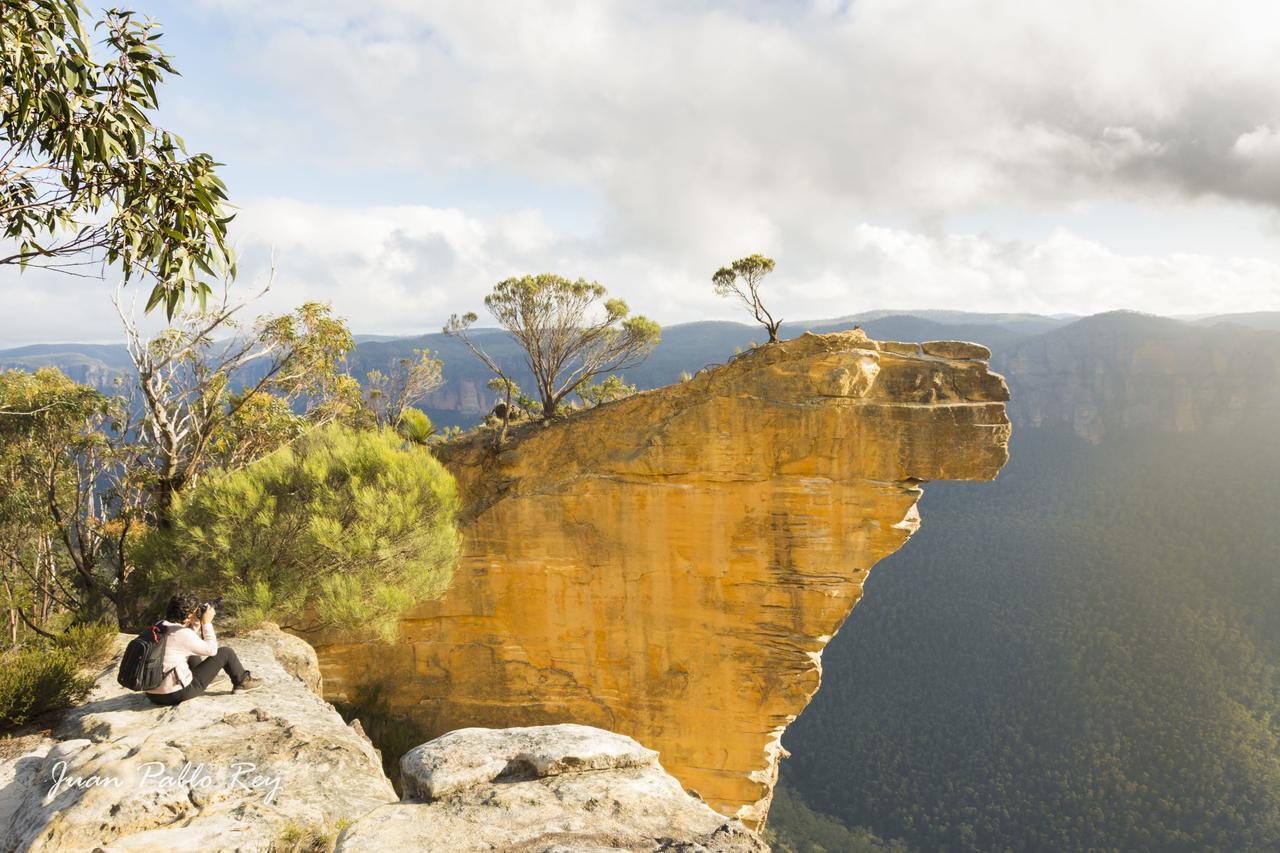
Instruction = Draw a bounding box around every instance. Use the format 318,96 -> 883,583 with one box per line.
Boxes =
1000,311 -> 1280,443
313,330 -> 1011,826
336,724 -> 767,851
0,626 -> 394,852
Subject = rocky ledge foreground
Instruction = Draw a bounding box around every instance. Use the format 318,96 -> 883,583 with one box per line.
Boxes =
0,628 -> 764,852
0,627 -> 392,851
314,331 -> 1012,826
336,725 -> 765,851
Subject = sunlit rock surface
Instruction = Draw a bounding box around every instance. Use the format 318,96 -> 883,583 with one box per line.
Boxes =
0,626 -> 392,852
313,330 -> 1011,826
336,724 -> 766,851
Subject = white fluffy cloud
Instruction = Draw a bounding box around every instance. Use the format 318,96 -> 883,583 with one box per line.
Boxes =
3,203 -> 1277,344
5,0 -> 1280,343
198,0 -> 1280,212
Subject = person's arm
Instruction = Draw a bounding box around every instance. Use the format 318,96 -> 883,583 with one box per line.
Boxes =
182,617 -> 218,657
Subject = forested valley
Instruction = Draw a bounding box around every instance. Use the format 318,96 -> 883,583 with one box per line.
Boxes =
776,422 -> 1280,851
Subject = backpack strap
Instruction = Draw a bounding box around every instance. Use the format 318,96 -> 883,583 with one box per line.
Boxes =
152,621 -> 176,676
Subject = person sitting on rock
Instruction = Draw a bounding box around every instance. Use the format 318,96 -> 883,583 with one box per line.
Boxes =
145,592 -> 262,706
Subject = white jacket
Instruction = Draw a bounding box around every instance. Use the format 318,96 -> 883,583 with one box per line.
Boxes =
144,621 -> 218,694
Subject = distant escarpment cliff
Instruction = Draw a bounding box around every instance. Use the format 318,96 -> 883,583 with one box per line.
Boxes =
999,311 -> 1280,443
312,330 -> 1011,827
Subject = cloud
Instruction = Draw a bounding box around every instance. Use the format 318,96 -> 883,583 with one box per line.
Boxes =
3,199 -> 1277,346
191,0 -> 1280,217
7,0 -> 1280,343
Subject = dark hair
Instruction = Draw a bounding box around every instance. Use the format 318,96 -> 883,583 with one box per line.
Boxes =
165,592 -> 201,623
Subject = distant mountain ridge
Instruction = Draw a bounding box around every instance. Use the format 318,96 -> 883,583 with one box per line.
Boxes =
5,309 -> 1280,440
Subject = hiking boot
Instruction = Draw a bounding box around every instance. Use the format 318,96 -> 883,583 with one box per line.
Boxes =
234,672 -> 263,693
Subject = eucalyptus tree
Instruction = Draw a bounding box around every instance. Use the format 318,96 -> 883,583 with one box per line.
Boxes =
446,273 -> 660,423
712,254 -> 782,342
0,367 -> 140,624
115,279 -> 359,518
1,0 -> 234,315
363,349 -> 444,429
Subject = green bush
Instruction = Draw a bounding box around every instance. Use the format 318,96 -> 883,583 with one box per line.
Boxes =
53,620 -> 119,669
270,819 -> 349,853
139,425 -> 460,640
394,408 -> 435,445
0,646 -> 95,730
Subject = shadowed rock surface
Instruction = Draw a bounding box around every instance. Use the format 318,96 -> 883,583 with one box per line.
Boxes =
313,330 -> 1011,826
336,724 -> 767,852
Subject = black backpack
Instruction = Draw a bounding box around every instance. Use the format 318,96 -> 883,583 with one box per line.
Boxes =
117,622 -> 173,691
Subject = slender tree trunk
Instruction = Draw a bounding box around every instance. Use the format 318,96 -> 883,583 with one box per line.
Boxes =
39,534 -> 53,624
498,382 -> 513,444
2,565 -> 17,644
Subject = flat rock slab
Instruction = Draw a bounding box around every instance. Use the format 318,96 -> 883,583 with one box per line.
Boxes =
337,724 -> 767,852
401,723 -> 660,800
0,626 -> 393,852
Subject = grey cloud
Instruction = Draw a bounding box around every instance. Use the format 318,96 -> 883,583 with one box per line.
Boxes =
196,0 -> 1280,252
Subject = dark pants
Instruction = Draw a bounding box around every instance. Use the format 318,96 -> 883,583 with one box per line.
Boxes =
146,647 -> 247,706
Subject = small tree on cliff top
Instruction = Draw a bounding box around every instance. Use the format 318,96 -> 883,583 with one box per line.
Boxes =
446,274 -> 660,422
712,254 -> 781,342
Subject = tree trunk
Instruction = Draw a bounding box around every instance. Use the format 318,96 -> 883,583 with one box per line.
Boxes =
497,382 -> 513,444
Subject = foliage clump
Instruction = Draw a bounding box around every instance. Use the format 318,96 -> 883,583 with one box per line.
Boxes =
712,254 -> 781,342
0,621 -> 112,730
446,273 -> 659,425
270,819 -> 351,853
138,425 -> 460,641
1,0 -> 234,315
577,374 -> 636,407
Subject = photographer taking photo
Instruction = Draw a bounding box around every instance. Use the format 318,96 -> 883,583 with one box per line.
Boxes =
145,592 -> 262,706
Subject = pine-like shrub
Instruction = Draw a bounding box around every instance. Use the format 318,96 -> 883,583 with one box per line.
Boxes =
139,425 -> 460,640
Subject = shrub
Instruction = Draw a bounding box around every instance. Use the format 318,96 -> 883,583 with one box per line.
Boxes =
395,408 -> 435,445
0,646 -> 95,730
138,425 -> 460,640
270,820 -> 347,853
53,620 -> 119,669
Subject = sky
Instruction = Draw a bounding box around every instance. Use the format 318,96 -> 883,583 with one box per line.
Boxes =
5,0 -> 1280,344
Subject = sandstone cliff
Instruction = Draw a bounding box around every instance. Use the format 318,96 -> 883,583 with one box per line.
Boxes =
1000,311 -> 1280,443
313,330 -> 1011,826
0,632 -> 761,852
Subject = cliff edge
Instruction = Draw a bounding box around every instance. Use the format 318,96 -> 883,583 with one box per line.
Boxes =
313,330 -> 1012,826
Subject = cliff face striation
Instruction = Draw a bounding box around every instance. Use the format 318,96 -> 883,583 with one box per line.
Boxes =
313,330 -> 1012,826
1000,311 -> 1280,443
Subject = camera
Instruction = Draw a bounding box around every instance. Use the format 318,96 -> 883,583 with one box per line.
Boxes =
198,597 -> 223,618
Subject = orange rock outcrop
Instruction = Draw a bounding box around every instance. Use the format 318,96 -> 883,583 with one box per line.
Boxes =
311,331 -> 1010,826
